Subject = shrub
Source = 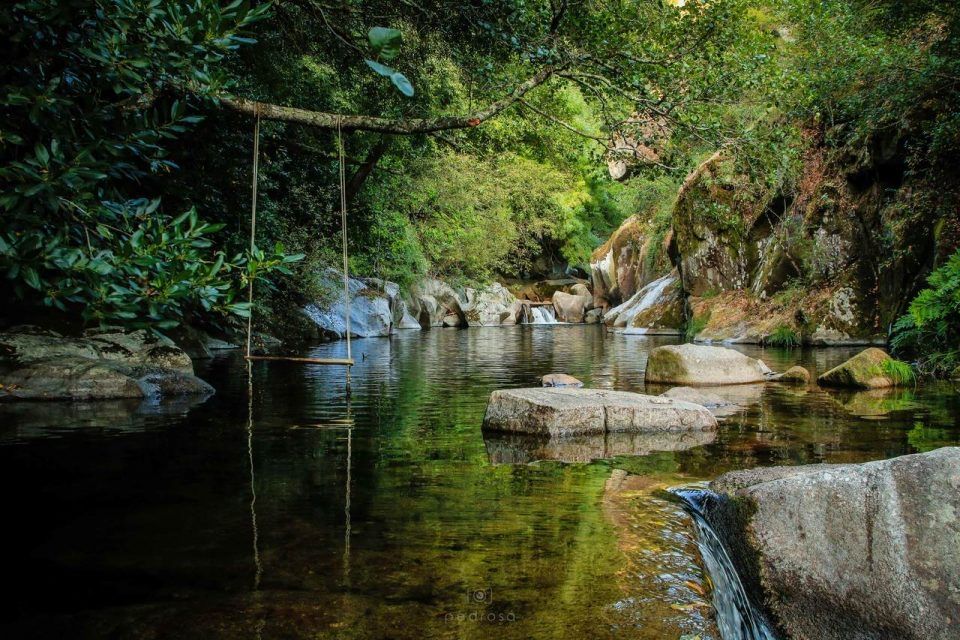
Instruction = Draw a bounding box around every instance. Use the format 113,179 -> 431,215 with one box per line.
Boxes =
684,311 -> 711,342
764,324 -> 801,348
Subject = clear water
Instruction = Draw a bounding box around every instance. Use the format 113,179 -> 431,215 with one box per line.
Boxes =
1,325 -> 958,639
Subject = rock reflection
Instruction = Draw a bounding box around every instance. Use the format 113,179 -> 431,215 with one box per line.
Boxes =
0,392 -> 213,443
485,429 -> 717,464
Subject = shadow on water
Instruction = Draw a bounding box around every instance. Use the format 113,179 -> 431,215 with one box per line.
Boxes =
0,326 -> 957,638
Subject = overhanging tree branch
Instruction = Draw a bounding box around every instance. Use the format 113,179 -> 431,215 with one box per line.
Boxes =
218,64 -> 563,133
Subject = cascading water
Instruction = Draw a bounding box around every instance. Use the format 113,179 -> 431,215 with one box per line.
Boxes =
525,306 -> 559,324
672,488 -> 779,640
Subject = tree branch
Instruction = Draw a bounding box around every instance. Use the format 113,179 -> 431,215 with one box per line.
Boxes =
218,64 -> 562,134
345,136 -> 392,205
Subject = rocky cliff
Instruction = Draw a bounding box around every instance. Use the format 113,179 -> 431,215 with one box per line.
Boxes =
596,125 -> 960,345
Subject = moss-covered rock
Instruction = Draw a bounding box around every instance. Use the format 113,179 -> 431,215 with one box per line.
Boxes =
778,365 -> 811,385
817,347 -> 899,388
644,344 -> 772,385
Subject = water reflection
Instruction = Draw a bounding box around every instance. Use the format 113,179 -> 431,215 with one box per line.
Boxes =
0,325 -> 957,639
485,430 -> 717,464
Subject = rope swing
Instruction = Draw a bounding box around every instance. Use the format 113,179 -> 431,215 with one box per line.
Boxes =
243,110 -> 356,380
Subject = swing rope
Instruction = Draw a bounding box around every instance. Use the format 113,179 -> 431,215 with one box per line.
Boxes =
338,117 -> 353,391
243,109 -> 355,372
245,112 -> 260,359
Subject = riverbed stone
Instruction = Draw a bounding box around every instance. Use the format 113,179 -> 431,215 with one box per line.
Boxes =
817,347 -> 898,389
482,388 -> 717,437
540,373 -> 583,388
706,448 -> 960,640
0,328 -> 213,401
644,344 -> 772,385
778,365 -> 810,385
406,278 -> 467,328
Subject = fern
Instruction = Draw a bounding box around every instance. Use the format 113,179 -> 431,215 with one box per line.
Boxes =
891,249 -> 960,377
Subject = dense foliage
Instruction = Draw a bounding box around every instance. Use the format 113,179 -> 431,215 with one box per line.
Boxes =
1,0 -> 958,362
0,0 -> 300,331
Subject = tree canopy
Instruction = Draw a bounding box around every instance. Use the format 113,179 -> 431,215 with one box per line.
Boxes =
2,0 -> 958,354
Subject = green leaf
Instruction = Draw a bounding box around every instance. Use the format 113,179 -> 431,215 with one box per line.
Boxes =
23,267 -> 41,290
368,27 -> 402,60
365,59 -> 395,77
390,72 -> 415,97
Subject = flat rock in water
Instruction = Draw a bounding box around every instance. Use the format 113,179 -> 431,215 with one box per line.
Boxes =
482,388 -> 717,438
644,343 -> 772,385
540,373 -> 583,388
706,448 -> 960,640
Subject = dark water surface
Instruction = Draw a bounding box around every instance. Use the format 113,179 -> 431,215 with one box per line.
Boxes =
1,326 -> 958,639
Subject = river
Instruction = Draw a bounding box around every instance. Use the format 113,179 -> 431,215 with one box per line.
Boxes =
1,325 -> 958,639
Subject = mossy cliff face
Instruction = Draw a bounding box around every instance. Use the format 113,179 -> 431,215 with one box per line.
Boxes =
668,127 -> 959,345
672,151 -> 759,298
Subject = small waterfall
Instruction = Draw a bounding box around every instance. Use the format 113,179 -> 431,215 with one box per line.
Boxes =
672,488 -> 779,640
523,305 -> 559,324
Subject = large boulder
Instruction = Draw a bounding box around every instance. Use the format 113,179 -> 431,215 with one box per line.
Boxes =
463,282 -> 522,326
406,278 -> 467,328
482,388 -> 717,438
644,344 -> 773,385
1,326 -> 194,374
0,328 -> 213,401
2,358 -> 145,400
303,272 -> 407,339
817,347 -> 901,389
705,448 -> 960,640
552,290 -> 592,323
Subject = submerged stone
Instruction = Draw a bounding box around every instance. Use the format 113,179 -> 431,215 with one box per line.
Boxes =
659,386 -> 741,417
484,429 -> 716,464
482,388 -> 717,437
540,373 -> 583,388
644,343 -> 772,385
